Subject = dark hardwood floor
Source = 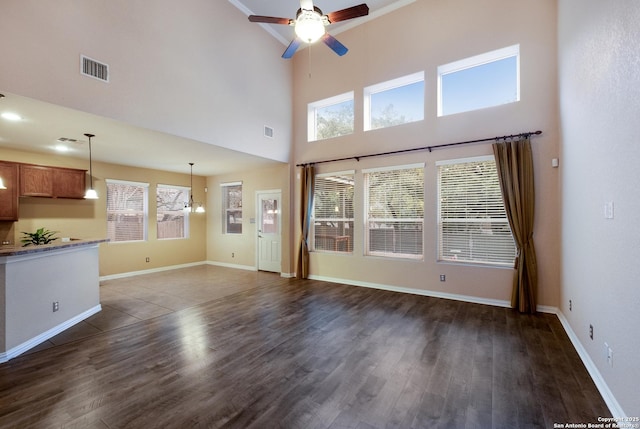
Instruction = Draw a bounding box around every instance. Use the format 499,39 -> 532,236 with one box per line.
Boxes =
0,265 -> 609,428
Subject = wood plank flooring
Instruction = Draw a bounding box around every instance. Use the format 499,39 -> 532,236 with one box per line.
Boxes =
0,265 -> 609,428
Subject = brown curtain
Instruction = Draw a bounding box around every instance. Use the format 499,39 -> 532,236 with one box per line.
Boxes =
492,138 -> 538,313
296,165 -> 315,279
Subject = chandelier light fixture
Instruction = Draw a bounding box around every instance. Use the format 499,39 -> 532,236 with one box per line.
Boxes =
84,133 -> 98,199
185,162 -> 205,213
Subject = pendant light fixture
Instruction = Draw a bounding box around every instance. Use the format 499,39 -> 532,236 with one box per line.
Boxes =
84,133 -> 98,199
185,162 -> 205,213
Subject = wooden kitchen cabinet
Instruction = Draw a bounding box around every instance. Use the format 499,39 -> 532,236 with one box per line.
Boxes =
0,161 -> 19,221
19,164 -> 86,199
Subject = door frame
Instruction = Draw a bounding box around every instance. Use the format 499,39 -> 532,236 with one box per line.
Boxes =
255,189 -> 282,272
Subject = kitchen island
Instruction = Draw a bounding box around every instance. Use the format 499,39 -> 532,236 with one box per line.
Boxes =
0,238 -> 107,362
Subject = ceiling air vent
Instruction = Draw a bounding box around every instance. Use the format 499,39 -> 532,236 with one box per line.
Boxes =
264,125 -> 274,139
81,55 -> 109,82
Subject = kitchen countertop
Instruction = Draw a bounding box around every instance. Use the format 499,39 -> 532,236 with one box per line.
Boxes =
0,238 -> 109,257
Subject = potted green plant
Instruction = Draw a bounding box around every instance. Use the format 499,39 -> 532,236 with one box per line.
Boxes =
21,227 -> 59,247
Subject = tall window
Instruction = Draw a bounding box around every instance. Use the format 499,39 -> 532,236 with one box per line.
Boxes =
157,184 -> 189,240
364,164 -> 424,259
308,92 -> 354,142
312,171 -> 355,253
437,156 -> 516,266
222,182 -> 242,234
438,44 -> 520,116
364,71 -> 424,131
106,179 -> 148,242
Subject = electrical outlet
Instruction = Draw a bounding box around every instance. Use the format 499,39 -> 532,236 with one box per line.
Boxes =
589,324 -> 593,340
53,301 -> 59,312
440,274 -> 446,282
145,257 -> 150,263
569,300 -> 572,311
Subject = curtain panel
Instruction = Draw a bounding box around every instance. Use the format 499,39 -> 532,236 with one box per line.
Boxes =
296,165 -> 315,279
492,138 -> 538,313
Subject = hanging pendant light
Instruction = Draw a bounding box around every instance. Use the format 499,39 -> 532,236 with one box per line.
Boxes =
185,162 -> 205,213
84,133 -> 98,199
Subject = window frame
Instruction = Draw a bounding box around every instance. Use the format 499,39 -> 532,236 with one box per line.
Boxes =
105,179 -> 149,243
364,163 -> 425,260
221,181 -> 243,234
311,170 -> 355,254
436,155 -> 516,267
156,183 -> 190,240
307,91 -> 354,142
363,71 -> 425,131
437,44 -> 520,117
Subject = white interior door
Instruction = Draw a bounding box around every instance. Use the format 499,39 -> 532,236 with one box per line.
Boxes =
257,191 -> 281,273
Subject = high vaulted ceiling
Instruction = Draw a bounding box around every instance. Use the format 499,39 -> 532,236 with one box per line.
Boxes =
0,0 -> 414,176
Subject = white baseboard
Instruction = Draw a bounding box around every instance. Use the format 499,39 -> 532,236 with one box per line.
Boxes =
206,260 -> 257,271
308,274 -> 513,308
555,311 -> 626,418
0,305 -> 102,363
100,261 -> 206,281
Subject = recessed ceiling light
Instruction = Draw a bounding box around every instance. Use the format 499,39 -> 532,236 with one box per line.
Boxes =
1,112 -> 22,121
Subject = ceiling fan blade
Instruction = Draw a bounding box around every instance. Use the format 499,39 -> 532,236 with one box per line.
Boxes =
248,15 -> 292,25
282,38 -> 303,59
321,33 -> 348,56
326,3 -> 369,23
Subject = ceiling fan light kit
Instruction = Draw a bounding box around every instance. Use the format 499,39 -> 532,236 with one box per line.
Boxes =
248,1 -> 369,59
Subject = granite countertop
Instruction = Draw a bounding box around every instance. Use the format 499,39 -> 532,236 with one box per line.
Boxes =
0,238 -> 109,257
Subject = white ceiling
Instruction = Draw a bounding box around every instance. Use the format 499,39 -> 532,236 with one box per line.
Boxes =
0,0 -> 414,177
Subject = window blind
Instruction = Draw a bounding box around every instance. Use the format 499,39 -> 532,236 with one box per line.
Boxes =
312,171 -> 355,253
364,164 -> 424,259
106,180 -> 149,242
437,156 -> 516,266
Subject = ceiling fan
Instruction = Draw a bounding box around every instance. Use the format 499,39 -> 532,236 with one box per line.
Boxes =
248,0 -> 369,59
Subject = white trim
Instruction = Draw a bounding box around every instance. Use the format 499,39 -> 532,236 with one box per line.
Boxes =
316,170 -> 355,178
206,260 -> 257,271
100,261 -> 206,281
105,178 -> 149,187
0,305 -> 102,363
362,162 -> 425,174
436,154 -> 494,166
158,183 -> 190,192
220,181 -> 242,187
556,311 -> 627,418
308,274 -> 511,308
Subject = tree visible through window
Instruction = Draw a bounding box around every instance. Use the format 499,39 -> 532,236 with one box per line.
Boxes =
364,164 -> 424,259
308,92 -> 354,142
312,171 -> 354,253
106,180 -> 148,242
222,183 -> 242,234
437,156 -> 516,266
157,185 -> 189,239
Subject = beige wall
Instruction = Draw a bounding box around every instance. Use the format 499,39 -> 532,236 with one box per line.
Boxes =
559,0 -> 640,416
291,0 -> 560,306
206,163 -> 291,275
0,148 -> 206,277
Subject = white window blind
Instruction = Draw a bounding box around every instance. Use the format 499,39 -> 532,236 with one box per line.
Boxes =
157,184 -> 189,240
364,164 -> 424,259
437,156 -> 516,266
312,171 -> 355,253
106,180 -> 149,242
222,182 -> 242,234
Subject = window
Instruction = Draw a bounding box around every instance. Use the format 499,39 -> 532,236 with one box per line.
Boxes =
106,180 -> 148,242
438,44 -> 520,116
157,184 -> 189,240
364,71 -> 424,131
364,164 -> 424,259
437,156 -> 516,266
308,92 -> 354,142
312,171 -> 354,253
222,182 -> 242,234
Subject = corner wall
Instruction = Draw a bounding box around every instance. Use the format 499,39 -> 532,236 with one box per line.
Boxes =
558,0 -> 640,417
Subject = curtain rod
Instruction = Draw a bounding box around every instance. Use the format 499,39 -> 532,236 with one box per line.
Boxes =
296,130 -> 542,167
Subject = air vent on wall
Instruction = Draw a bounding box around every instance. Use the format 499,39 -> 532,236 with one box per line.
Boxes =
81,55 -> 109,82
264,125 -> 274,139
